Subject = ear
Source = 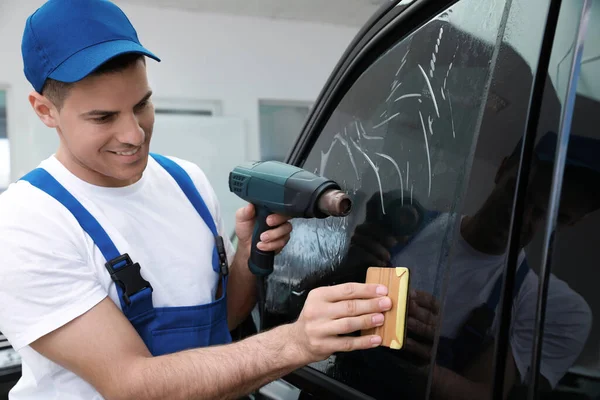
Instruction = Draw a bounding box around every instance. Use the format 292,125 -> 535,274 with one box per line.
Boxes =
28,91 -> 59,128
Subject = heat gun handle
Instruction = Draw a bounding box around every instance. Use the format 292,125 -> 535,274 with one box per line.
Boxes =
249,206 -> 275,277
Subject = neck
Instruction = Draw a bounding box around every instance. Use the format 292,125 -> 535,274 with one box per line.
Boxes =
460,206 -> 510,256
55,145 -> 140,188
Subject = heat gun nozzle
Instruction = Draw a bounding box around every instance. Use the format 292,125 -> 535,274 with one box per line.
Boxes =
318,189 -> 352,217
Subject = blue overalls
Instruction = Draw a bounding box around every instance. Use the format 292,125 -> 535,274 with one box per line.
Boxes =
436,259 -> 530,372
389,209 -> 530,372
20,153 -> 232,356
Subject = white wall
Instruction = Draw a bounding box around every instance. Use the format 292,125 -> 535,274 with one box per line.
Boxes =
0,0 -> 358,181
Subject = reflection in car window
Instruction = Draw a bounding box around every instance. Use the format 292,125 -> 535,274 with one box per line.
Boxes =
520,3 -> 600,399
261,0 -> 554,398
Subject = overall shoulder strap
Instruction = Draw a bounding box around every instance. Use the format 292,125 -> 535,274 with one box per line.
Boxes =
20,168 -> 154,316
486,256 -> 531,311
150,154 -> 218,236
150,154 -> 228,276
20,169 -> 122,261
438,255 -> 531,372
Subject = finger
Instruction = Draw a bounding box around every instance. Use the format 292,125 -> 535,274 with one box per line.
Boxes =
236,203 -> 255,222
404,337 -> 432,361
408,299 -> 435,323
319,282 -> 388,302
410,290 -> 440,314
257,237 -> 289,252
328,297 -> 392,319
406,316 -> 436,340
260,222 -> 293,242
330,334 -> 383,353
267,214 -> 292,227
350,234 -> 391,262
408,300 -> 438,335
326,313 -> 386,335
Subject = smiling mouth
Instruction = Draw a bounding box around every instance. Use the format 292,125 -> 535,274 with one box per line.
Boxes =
110,147 -> 141,156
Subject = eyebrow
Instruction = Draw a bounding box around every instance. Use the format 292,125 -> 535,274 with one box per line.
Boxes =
80,90 -> 153,118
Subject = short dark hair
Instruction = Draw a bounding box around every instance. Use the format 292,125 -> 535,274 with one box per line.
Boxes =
503,136 -> 600,213
41,53 -> 145,109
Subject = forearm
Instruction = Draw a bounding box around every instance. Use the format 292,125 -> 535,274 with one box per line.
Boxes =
227,244 -> 256,330
122,324 -> 303,400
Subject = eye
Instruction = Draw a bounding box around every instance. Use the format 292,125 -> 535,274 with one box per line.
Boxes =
135,100 -> 151,112
92,115 -> 114,124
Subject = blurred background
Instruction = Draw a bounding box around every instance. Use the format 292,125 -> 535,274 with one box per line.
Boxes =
0,0 -> 388,237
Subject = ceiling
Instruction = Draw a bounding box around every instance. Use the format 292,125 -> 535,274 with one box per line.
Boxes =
118,0 -> 387,27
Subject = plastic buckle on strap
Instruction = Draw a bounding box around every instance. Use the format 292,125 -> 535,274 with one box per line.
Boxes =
105,254 -> 153,306
215,236 -> 229,277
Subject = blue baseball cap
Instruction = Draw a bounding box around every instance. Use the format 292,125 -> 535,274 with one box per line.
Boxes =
22,0 -> 160,93
535,132 -> 600,174
510,132 -> 600,175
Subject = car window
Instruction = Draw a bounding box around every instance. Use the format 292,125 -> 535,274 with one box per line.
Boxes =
514,2 -> 600,399
263,0 -> 560,398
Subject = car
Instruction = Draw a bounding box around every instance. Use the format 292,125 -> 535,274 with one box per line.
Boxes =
246,0 -> 600,399
0,331 -> 20,399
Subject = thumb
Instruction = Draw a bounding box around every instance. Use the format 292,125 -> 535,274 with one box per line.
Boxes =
236,203 -> 255,222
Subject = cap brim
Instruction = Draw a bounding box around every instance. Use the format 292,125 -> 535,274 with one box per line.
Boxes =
535,132 -> 600,175
48,39 -> 161,84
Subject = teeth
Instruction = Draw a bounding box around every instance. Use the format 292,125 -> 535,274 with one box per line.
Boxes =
115,148 -> 139,156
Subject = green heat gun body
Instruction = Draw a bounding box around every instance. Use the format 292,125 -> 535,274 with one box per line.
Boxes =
229,161 -> 352,277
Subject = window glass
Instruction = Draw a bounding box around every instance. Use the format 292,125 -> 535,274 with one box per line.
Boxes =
261,0 -> 549,397
521,2 -> 600,398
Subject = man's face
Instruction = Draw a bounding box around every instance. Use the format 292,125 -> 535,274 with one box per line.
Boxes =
52,59 -> 154,187
521,163 -> 597,244
492,159 -> 597,248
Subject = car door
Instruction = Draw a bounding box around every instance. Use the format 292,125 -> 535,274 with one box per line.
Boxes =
258,0 -> 597,399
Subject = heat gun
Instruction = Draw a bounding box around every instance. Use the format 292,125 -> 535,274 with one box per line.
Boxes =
229,160 -> 353,277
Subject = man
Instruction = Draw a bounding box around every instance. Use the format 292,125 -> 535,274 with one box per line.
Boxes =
0,1 -> 393,399
346,132 -> 596,399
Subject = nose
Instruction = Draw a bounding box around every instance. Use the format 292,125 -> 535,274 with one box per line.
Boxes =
116,112 -> 145,147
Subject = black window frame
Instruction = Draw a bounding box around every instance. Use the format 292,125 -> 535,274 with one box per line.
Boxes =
273,0 -> 589,398
519,1 -> 594,399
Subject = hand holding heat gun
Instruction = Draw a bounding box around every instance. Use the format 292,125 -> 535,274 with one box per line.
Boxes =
229,161 -> 352,277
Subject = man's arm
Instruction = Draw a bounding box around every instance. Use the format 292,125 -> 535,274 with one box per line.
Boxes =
226,206 -> 293,330
31,282 -> 392,400
226,243 -> 256,330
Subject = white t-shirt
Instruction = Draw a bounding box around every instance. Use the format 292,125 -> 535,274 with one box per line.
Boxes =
0,155 -> 236,399
392,213 -> 592,388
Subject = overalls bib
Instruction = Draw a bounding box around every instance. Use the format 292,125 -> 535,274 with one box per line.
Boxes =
436,259 -> 530,372
20,153 -> 232,356
388,209 -> 530,372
